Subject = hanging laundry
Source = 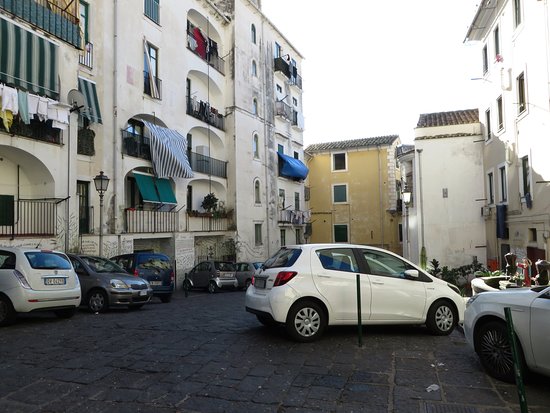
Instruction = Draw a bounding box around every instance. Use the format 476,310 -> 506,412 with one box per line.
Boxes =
0,95 -> 13,132
37,97 -> 49,121
193,27 -> 206,59
2,85 -> 19,115
17,90 -> 30,124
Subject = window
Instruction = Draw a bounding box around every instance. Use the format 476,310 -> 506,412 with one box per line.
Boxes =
254,180 -> 261,204
251,60 -> 257,77
361,249 -> 413,278
280,229 -> 286,246
317,248 -> 358,272
499,165 -> 507,202
517,72 -> 526,114
274,42 -> 282,58
77,181 -> 90,234
294,192 -> 300,211
144,41 -> 161,99
497,96 -> 504,130
493,26 -> 500,59
292,97 -> 298,106
529,228 -> 537,242
521,155 -> 530,196
277,144 -> 284,154
252,98 -> 258,115
333,153 -> 346,171
295,229 -> 301,245
251,24 -> 256,44
186,185 -> 193,212
278,189 -> 285,208
485,108 -> 492,140
293,151 -> 299,159
79,1 -> 89,43
333,184 -> 347,203
276,84 -> 283,93
255,223 -> 263,246
253,134 -> 259,158
487,172 -> 494,204
482,44 -> 488,74
513,0 -> 522,28
144,0 -> 160,24
334,224 -> 348,243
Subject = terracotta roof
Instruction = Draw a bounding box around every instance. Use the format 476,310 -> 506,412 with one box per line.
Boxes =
305,135 -> 399,153
416,109 -> 479,128
396,144 -> 415,157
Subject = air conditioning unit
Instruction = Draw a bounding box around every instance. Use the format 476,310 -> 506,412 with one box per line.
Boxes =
481,206 -> 491,218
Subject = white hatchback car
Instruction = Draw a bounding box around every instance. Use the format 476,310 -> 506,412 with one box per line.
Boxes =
0,247 -> 81,326
245,244 -> 465,342
464,285 -> 550,382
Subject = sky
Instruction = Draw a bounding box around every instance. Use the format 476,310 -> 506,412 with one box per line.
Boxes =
261,0 -> 482,146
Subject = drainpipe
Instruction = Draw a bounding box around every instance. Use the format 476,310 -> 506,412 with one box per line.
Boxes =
260,16 -> 271,256
377,145 -> 384,248
112,0 -> 119,244
416,149 -> 426,268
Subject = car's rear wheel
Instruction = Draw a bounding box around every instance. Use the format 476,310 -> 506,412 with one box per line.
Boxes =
183,279 -> 192,292
475,320 -> 526,383
0,296 -> 16,326
160,294 -> 172,303
426,300 -> 457,335
87,290 -> 108,313
208,281 -> 218,294
54,308 -> 76,319
286,300 -> 326,342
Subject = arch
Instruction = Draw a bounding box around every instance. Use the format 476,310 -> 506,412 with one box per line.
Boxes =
253,133 -> 259,159
252,98 -> 258,115
251,24 -> 257,44
251,60 -> 257,77
254,179 -> 261,204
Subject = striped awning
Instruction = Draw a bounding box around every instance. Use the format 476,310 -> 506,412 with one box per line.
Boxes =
142,121 -> 194,179
0,17 -> 58,99
78,77 -> 102,124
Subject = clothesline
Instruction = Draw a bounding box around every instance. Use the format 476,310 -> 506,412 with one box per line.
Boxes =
0,70 -> 59,96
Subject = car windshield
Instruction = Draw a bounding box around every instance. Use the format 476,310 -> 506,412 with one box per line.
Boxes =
25,251 -> 72,270
82,256 -> 127,273
263,248 -> 301,269
215,262 -> 235,271
137,255 -> 171,270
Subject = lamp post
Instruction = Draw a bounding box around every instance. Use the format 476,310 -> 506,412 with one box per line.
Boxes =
93,171 -> 110,257
402,191 -> 412,260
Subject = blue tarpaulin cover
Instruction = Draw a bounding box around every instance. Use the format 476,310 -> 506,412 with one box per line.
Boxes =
277,152 -> 309,180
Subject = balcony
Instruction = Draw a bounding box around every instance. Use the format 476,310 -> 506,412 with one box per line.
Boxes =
144,72 -> 162,100
187,22 -> 225,75
79,42 -> 94,69
186,98 -> 225,131
1,117 -> 61,144
274,57 -> 302,90
0,198 -> 58,238
278,209 -> 308,225
122,131 -> 151,160
186,210 -> 233,232
0,0 -> 80,47
275,101 -> 292,121
188,151 -> 227,179
125,208 -> 178,233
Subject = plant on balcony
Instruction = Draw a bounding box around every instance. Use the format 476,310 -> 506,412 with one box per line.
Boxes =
201,193 -> 219,212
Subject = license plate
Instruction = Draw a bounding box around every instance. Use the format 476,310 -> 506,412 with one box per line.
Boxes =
255,278 -> 266,289
150,281 -> 162,286
44,277 -> 66,286
139,290 -> 148,296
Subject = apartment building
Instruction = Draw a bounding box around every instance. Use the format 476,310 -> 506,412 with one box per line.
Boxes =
0,0 -> 307,278
305,136 -> 401,253
465,0 -> 550,270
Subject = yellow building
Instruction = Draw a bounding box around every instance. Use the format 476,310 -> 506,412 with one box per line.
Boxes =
305,136 -> 402,253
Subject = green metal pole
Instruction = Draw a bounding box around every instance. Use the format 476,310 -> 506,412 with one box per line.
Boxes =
356,274 -> 363,347
504,307 -> 528,413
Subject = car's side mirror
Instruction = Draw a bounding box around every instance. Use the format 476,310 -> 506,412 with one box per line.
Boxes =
404,269 -> 419,280
75,267 -> 87,276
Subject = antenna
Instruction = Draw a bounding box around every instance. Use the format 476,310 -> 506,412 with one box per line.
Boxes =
67,89 -> 87,113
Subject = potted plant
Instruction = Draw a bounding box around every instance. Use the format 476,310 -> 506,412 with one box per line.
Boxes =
201,193 -> 218,213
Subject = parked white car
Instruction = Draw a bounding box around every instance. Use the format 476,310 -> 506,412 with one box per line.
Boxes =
464,285 -> 550,382
0,247 -> 81,326
245,244 -> 465,342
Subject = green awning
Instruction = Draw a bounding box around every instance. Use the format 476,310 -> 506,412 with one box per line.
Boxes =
155,178 -> 177,204
133,172 -> 160,203
78,77 -> 102,124
0,17 -> 59,99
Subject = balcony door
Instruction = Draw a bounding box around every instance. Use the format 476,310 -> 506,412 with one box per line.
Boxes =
77,181 -> 90,234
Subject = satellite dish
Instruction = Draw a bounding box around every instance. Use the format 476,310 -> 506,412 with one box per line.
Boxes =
67,89 -> 87,113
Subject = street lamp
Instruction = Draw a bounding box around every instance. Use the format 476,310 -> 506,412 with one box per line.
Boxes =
93,171 -> 110,257
402,191 -> 412,260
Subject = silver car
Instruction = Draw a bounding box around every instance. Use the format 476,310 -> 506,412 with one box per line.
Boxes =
184,260 -> 238,293
235,261 -> 262,290
68,254 -> 153,312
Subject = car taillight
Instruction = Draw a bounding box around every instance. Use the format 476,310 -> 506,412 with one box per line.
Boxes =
273,271 -> 297,287
13,269 -> 31,289
133,269 -> 139,277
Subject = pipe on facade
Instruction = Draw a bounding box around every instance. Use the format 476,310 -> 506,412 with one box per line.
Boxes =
377,145 -> 384,248
112,0 -> 119,245
260,15 -> 271,256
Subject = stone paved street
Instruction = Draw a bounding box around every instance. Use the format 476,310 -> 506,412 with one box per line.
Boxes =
1,290 -> 549,413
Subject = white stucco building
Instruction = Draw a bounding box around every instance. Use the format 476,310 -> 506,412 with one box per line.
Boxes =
399,110 -> 486,269
0,0 -> 307,282
465,0 -> 550,270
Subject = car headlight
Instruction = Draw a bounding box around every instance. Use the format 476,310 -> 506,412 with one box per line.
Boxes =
466,294 -> 480,308
110,279 -> 129,289
447,282 -> 461,295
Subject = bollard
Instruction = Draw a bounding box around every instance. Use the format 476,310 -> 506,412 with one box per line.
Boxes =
504,307 -> 528,413
356,274 -> 363,347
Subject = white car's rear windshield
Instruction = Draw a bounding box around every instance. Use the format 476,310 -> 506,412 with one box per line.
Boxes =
263,248 -> 301,269
25,252 -> 72,270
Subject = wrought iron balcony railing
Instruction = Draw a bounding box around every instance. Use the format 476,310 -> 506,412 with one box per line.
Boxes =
188,151 -> 227,178
125,208 -> 178,233
79,41 -> 94,69
0,198 -> 58,238
186,98 -> 224,131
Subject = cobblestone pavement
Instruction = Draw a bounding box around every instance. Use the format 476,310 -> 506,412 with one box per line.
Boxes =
1,290 -> 549,413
